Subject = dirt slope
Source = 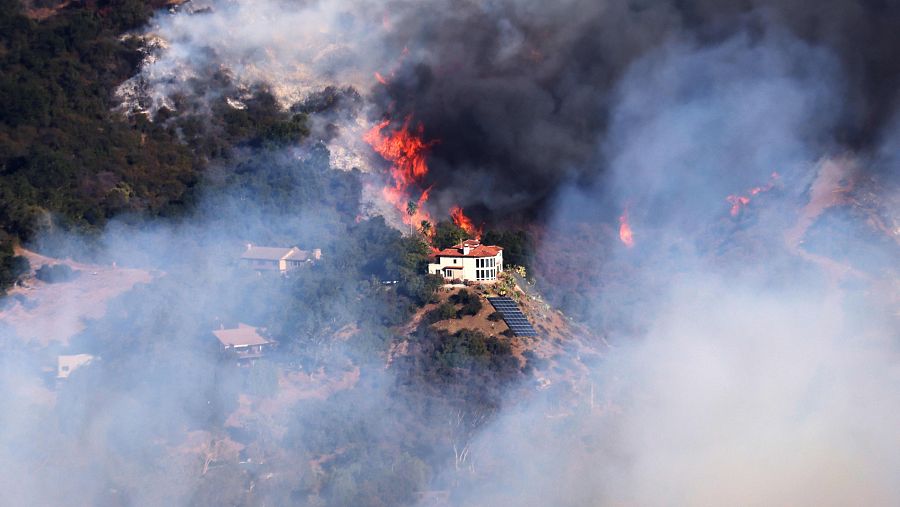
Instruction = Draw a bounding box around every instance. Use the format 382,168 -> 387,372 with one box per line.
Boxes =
0,247 -> 153,346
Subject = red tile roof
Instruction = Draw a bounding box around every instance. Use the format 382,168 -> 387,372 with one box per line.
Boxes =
434,240 -> 502,258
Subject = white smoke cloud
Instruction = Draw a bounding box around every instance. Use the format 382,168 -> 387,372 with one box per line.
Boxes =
429,26 -> 900,507
119,0 -> 394,112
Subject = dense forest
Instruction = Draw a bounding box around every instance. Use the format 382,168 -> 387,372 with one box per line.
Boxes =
0,0 -> 190,289
0,1 -> 194,238
0,0 -> 335,288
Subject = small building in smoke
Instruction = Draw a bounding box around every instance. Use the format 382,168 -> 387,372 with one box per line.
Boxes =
428,239 -> 503,282
57,354 -> 95,380
213,324 -> 275,364
240,244 -> 321,273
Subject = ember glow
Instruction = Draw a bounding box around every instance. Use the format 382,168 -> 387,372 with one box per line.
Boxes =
618,209 -> 635,248
727,172 -> 780,216
364,117 -> 436,231
373,46 -> 409,87
450,205 -> 483,239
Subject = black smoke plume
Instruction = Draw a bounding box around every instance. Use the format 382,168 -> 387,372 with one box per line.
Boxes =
374,0 -> 900,223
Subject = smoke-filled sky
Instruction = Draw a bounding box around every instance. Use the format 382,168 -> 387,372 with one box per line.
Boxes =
439,26 -> 900,504
125,0 -> 900,224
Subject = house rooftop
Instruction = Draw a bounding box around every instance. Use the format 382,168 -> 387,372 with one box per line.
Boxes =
241,245 -> 320,262
241,245 -> 291,261
57,354 -> 94,379
434,239 -> 502,258
284,248 -> 317,261
241,245 -> 295,261
213,324 -> 272,348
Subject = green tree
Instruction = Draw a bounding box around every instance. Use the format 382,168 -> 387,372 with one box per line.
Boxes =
419,219 -> 432,238
481,229 -> 532,268
433,221 -> 467,250
406,200 -> 418,235
0,236 -> 29,294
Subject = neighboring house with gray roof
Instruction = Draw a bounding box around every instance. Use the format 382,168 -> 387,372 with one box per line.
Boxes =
240,244 -> 321,273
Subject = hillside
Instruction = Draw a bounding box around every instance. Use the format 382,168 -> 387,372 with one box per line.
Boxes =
393,279 -> 607,405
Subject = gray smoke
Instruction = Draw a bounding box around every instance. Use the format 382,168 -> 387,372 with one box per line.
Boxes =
418,24 -> 900,506
123,0 -> 900,226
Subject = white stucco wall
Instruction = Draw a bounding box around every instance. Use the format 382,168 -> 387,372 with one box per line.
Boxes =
428,251 -> 503,282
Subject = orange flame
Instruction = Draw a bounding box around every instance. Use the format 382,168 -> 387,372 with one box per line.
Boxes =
368,62 -> 489,243
450,206 -> 483,239
727,172 -> 780,216
619,209 -> 635,248
373,46 -> 409,87
364,117 -> 437,235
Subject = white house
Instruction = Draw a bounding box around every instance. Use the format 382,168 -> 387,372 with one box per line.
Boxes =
240,244 -> 321,273
428,239 -> 503,282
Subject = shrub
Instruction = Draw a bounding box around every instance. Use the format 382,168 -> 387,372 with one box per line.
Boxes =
426,302 -> 459,324
0,238 -> 29,293
438,302 -> 459,320
450,289 -> 475,305
459,298 -> 483,317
